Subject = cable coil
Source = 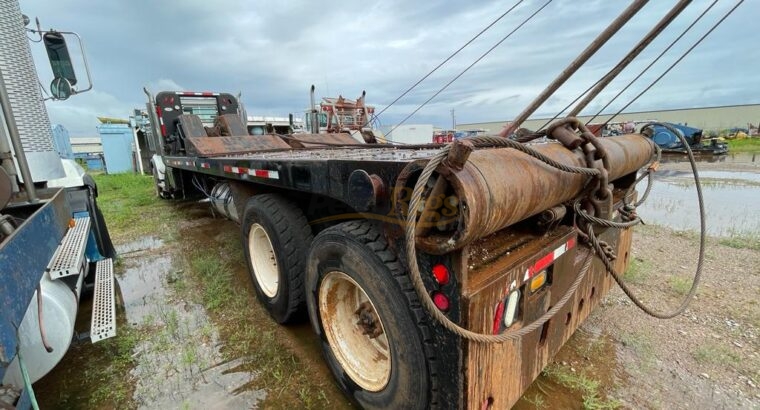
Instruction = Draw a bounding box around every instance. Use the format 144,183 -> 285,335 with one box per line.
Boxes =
403,121 -> 705,343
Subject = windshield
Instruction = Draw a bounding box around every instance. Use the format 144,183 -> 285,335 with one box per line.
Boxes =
179,96 -> 219,125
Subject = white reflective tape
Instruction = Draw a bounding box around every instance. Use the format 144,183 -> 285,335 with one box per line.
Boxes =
553,243 -> 567,260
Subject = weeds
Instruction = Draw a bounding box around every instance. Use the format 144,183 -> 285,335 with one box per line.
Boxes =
88,326 -> 140,408
93,173 -> 179,242
624,257 -> 650,284
523,393 -> 547,408
190,253 -> 233,311
668,276 -> 692,295
673,229 -> 699,241
692,344 -> 740,365
719,234 -> 760,251
179,243 -> 338,409
619,332 -> 655,370
542,364 -> 621,410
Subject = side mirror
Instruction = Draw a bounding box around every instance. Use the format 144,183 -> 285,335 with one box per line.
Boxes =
43,32 -> 77,86
50,77 -> 72,100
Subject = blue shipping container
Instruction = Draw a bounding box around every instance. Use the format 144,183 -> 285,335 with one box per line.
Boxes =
98,123 -> 134,173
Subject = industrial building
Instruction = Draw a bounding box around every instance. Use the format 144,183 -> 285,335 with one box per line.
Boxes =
456,103 -> 760,135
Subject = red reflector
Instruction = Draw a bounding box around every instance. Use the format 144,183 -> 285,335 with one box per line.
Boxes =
492,301 -> 505,334
432,264 -> 450,285
432,292 -> 450,311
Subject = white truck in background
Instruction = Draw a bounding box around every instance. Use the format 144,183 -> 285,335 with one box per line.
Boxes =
381,124 -> 434,144
0,1 -> 115,408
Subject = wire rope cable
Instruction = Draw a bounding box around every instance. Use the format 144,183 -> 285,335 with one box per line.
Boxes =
596,0 -> 743,128
368,1 -> 525,127
386,0 -> 554,139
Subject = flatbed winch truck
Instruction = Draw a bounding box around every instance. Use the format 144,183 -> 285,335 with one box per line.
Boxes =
146,86 -> 655,409
1,1 -> 115,408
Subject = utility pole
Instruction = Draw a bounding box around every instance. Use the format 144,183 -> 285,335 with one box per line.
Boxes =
451,108 -> 456,130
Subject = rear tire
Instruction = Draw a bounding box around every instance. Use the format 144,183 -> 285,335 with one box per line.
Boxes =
306,221 -> 436,409
242,194 -> 313,323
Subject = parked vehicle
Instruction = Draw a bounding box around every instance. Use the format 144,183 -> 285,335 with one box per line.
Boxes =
247,115 -> 302,136
303,86 -> 385,143
642,122 -> 728,155
0,1 -> 115,407
144,88 -> 655,409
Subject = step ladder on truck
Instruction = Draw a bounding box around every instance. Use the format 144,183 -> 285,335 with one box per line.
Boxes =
0,0 -> 116,408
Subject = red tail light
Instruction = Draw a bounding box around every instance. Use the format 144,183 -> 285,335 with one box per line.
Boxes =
432,264 -> 450,285
432,292 -> 450,311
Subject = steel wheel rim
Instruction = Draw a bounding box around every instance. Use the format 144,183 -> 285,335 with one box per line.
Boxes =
249,223 -> 278,297
319,271 -> 391,392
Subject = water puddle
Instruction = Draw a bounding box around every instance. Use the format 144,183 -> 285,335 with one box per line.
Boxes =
116,236 -> 165,255
119,238 -> 266,409
636,161 -> 760,236
35,233 -> 266,408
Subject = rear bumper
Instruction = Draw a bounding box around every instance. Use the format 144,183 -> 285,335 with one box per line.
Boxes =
460,224 -> 633,409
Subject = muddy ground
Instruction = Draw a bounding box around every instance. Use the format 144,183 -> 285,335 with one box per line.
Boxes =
34,152 -> 759,409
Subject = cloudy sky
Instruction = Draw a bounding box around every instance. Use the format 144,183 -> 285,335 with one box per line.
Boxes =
19,0 -> 758,136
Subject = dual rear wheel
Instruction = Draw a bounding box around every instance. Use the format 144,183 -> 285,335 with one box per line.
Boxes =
241,196 -> 434,408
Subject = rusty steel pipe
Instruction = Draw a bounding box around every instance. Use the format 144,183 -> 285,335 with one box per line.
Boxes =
569,0 -> 692,117
499,0 -> 649,138
409,134 -> 654,254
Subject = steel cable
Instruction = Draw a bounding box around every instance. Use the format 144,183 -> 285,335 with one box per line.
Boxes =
596,0 -> 743,128
404,133 -> 598,343
369,0 -> 525,128
386,0 -> 553,139
585,0 -> 718,126
404,121 -> 704,341
580,121 -> 705,319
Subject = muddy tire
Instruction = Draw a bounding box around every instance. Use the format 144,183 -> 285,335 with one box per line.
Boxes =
242,194 -> 313,323
306,221 -> 436,409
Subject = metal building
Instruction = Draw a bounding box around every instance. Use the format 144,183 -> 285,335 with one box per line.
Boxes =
457,104 -> 760,134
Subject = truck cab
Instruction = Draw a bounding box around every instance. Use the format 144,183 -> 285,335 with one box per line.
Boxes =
0,2 -> 115,406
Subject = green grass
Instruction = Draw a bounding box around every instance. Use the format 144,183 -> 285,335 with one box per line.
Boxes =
726,138 -> 760,153
719,234 -> 760,251
619,332 -> 655,369
668,276 -> 693,295
90,171 -> 342,409
93,173 -> 179,242
692,344 -> 740,365
88,326 -> 140,408
178,236 -> 336,409
624,257 -> 650,284
190,253 -> 234,311
522,393 -> 547,409
542,364 -> 621,410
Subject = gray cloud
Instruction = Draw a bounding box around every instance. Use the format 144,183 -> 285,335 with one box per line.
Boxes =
18,0 -> 759,136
